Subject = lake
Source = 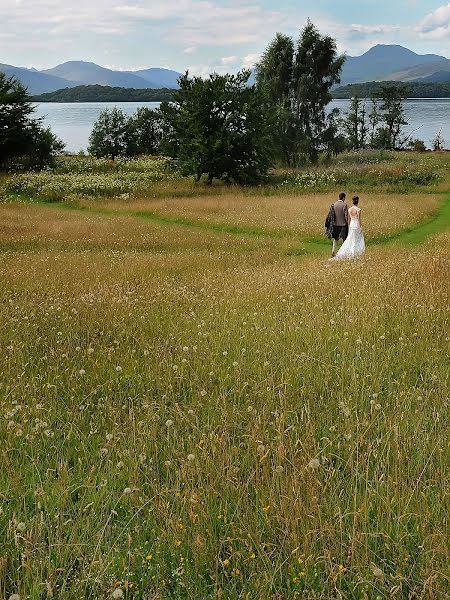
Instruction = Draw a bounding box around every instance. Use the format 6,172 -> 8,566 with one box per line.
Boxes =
34,99 -> 450,153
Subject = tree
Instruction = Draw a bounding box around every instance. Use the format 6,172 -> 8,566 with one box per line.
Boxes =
292,21 -> 345,163
128,107 -> 161,156
88,107 -> 132,160
256,21 -> 345,165
343,96 -> 368,150
159,71 -> 273,184
255,34 -> 297,165
371,84 -> 409,150
0,73 -> 63,169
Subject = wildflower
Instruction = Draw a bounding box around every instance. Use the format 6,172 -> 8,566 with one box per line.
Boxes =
106,433 -> 113,441
187,453 -> 195,462
231,568 -> 240,576
182,346 -> 189,352
175,540 -> 182,547
308,458 -> 320,469
275,465 -> 284,474
338,564 -> 347,573
146,554 -> 153,561
165,419 -> 174,427
164,460 -> 172,467
9,595 -> 21,600
222,559 -> 230,567
116,461 -> 124,469
16,522 -> 26,532
115,365 -> 122,372
123,487 -> 132,495
112,589 -> 124,599
78,369 -> 86,376
200,390 -> 207,397
87,347 -> 94,354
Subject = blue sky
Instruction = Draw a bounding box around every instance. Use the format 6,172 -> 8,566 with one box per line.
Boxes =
1,0 -> 449,73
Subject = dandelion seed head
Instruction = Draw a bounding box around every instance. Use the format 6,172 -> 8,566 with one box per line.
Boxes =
187,453 -> 195,462
112,589 -> 124,599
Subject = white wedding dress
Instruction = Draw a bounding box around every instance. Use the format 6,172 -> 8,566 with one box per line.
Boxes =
333,207 -> 365,260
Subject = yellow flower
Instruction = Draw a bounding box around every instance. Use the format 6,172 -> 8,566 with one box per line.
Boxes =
293,577 -> 299,584
175,540 -> 182,547
222,559 -> 230,567
338,564 -> 347,573
262,505 -> 270,513
297,558 -> 304,565
250,553 -> 256,559
146,554 -> 153,561
231,568 -> 240,576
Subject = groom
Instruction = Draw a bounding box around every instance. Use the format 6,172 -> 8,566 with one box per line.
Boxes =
325,192 -> 349,257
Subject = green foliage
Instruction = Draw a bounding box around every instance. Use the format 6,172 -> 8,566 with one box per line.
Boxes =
343,96 -> 368,150
409,138 -> 427,153
32,84 -> 175,103
0,72 -> 65,170
88,107 -> 163,160
342,86 -> 409,151
333,80 -> 450,99
159,71 -> 273,184
128,107 -> 162,156
373,84 -> 409,150
257,21 -> 345,165
88,107 -> 132,160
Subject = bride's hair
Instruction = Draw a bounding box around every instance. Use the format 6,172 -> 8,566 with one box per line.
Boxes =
352,196 -> 359,205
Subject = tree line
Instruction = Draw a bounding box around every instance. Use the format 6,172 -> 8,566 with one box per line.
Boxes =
33,85 -> 175,103
1,21 -> 445,178
332,81 -> 450,100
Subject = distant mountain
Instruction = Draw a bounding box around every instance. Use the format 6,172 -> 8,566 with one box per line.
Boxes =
0,63 -> 76,94
341,45 -> 448,85
384,60 -> 450,83
131,68 -> 181,88
42,61 -> 152,89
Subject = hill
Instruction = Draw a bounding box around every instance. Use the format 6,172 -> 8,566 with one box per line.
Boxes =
341,45 -> 448,84
0,63 -> 76,95
332,81 -> 450,99
385,60 -> 450,82
32,85 -> 175,103
42,61 -> 154,89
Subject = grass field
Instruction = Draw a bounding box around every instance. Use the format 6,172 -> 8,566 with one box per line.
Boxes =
0,152 -> 449,599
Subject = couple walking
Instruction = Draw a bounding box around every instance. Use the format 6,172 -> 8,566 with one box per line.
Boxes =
325,192 -> 365,260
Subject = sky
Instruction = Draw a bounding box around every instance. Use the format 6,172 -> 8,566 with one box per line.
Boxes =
1,0 -> 449,73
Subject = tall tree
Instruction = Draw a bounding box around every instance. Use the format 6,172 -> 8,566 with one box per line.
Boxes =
292,21 -> 345,163
255,34 -> 298,166
256,22 -> 345,165
159,71 -> 272,184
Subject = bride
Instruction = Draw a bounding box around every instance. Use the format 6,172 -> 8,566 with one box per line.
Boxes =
333,196 -> 365,260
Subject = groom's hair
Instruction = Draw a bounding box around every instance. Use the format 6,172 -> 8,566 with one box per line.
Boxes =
339,192 -> 346,200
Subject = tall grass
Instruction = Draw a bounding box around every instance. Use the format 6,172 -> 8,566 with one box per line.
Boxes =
0,187 -> 448,598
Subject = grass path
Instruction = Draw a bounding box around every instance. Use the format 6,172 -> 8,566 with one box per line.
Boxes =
5,190 -> 450,256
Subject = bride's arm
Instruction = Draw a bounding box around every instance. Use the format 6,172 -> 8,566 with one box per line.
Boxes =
359,208 -> 362,229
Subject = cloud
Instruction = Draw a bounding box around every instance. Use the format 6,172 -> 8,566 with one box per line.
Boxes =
417,3 -> 450,39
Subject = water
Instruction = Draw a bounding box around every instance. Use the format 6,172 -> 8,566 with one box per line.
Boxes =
34,99 -> 450,153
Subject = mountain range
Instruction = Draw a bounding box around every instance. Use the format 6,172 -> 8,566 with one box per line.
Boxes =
1,45 -> 450,95
0,61 -> 182,94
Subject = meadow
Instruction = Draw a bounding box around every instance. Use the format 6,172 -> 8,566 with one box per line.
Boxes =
0,151 -> 449,599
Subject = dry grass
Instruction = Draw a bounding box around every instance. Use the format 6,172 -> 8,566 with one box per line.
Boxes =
86,191 -> 442,239
0,192 -> 448,599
